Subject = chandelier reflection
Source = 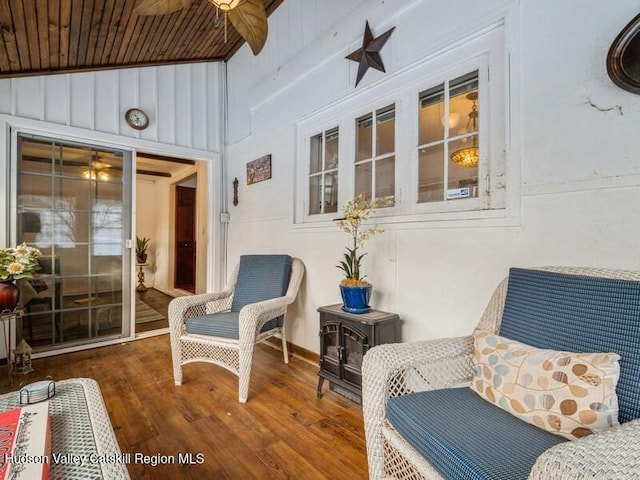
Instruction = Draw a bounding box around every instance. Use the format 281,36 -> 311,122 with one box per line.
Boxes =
82,159 -> 112,181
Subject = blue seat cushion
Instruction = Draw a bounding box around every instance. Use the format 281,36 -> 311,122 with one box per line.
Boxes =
185,311 -> 283,339
230,255 -> 292,312
387,387 -> 566,480
499,268 -> 640,423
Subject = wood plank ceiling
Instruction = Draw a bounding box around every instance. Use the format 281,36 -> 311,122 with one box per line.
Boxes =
0,0 -> 284,78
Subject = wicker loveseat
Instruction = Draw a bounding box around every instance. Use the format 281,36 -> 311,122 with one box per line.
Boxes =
362,267 -> 640,479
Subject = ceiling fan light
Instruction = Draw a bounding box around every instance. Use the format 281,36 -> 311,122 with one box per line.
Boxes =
208,0 -> 244,11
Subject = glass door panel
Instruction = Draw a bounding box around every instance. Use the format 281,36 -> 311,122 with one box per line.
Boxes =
15,134 -> 131,352
320,322 -> 340,377
343,326 -> 367,387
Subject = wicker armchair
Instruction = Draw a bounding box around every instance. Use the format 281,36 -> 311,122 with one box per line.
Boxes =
362,266 -> 640,479
169,255 -> 304,403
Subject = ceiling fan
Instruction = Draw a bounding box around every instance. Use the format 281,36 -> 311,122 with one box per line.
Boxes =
135,0 -> 268,55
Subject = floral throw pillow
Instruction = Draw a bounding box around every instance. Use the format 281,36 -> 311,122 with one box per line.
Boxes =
470,330 -> 620,440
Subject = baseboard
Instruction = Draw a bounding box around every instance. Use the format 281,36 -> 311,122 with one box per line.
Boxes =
263,337 -> 319,366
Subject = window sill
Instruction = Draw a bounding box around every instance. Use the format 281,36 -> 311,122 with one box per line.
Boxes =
293,206 -> 519,231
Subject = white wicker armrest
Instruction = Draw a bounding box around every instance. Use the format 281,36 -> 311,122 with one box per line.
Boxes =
238,296 -> 289,338
529,418 -> 640,479
362,336 -> 475,480
363,336 -> 475,396
168,290 -> 233,327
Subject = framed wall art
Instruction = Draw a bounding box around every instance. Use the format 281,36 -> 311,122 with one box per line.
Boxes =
247,154 -> 272,185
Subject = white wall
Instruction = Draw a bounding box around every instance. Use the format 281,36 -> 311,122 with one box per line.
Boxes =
226,0 -> 640,353
136,179 -> 159,288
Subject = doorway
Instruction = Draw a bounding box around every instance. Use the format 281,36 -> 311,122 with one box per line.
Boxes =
175,179 -> 197,293
134,154 -> 208,334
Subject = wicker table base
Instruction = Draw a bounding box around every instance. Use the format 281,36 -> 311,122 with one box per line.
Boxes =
0,378 -> 130,479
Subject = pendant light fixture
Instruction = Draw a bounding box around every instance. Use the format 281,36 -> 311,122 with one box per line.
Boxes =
450,92 -> 479,168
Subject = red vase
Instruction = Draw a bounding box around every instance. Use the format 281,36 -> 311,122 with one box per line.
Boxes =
0,281 -> 20,312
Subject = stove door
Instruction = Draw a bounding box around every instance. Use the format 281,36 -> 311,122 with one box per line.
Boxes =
342,325 -> 368,387
320,322 -> 341,378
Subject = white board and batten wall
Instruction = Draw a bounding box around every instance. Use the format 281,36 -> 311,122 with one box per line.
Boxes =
225,0 -> 640,353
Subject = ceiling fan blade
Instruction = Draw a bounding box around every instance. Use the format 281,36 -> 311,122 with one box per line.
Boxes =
228,0 -> 268,55
134,0 -> 191,16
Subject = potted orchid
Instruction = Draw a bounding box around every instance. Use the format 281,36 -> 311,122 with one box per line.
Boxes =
335,194 -> 389,313
0,243 -> 42,311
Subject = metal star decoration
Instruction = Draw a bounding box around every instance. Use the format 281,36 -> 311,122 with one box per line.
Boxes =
346,21 -> 395,87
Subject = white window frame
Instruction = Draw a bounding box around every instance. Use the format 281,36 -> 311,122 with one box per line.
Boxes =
294,20 -> 512,226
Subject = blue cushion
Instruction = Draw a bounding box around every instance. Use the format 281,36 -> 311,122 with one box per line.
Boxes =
230,255 -> 292,312
185,311 -> 283,339
499,268 -> 640,423
387,388 -> 566,480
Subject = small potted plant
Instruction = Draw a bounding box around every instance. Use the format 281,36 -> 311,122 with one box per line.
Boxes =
0,242 -> 42,311
136,236 -> 150,264
335,194 -> 388,313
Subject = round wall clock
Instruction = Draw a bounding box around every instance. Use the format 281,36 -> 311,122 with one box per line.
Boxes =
125,108 -> 149,130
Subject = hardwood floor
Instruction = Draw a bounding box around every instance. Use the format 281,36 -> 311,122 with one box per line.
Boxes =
0,335 -> 368,479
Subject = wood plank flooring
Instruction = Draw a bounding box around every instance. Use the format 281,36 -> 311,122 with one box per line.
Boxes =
0,335 -> 368,479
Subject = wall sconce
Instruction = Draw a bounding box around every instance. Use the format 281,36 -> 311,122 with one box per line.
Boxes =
233,177 -> 239,206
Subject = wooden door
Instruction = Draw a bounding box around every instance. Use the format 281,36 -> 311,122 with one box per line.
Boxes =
174,186 -> 196,292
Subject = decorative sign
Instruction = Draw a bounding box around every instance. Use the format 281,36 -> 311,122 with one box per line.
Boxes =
447,187 -> 470,200
246,154 -> 272,185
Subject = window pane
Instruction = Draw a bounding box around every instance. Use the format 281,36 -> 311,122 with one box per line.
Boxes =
310,133 -> 322,174
56,177 -> 87,208
375,156 -> 395,202
18,174 -> 53,204
449,71 -> 479,138
418,84 -> 445,146
325,128 -> 339,170
449,134 -> 479,169
324,171 -> 338,213
309,175 -> 321,215
448,136 -> 478,199
356,113 -> 373,161
376,105 -> 395,155
55,144 -> 91,179
418,144 -> 444,203
355,161 -> 372,199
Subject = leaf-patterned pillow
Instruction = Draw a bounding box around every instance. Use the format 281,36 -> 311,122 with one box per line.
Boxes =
471,329 -> 620,440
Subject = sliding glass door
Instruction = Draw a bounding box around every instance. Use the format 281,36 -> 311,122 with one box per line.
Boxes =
14,133 -> 132,352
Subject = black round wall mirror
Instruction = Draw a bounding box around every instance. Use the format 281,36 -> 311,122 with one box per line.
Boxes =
607,13 -> 640,94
